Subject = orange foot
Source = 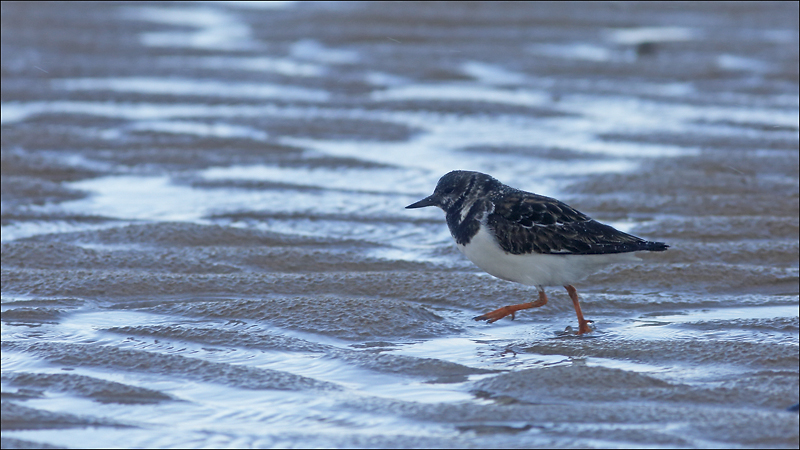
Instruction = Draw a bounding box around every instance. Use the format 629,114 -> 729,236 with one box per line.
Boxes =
576,319 -> 594,335
473,305 -> 519,323
474,292 -> 549,324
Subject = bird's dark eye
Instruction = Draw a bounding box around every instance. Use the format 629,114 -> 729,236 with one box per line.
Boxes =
442,187 -> 454,195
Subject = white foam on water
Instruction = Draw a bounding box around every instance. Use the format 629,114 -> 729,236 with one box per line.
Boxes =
200,165 -> 429,195
717,54 -> 772,73
461,61 -> 528,85
126,120 -> 269,140
3,387 -> 452,449
372,84 -> 551,107
122,5 -> 261,51
559,93 -> 799,131
364,71 -> 408,86
640,304 -> 799,324
52,78 -> 330,102
605,26 -> 698,45
56,175 -> 413,224
390,334 -> 571,373
0,221 -> 126,243
215,1 -> 298,10
2,345 -> 456,447
528,43 -> 614,62
154,56 -> 325,77
4,96 -> 794,134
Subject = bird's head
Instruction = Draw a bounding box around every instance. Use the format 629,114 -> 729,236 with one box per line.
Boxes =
406,170 -> 499,212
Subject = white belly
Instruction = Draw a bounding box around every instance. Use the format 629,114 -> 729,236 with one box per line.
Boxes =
457,226 -> 639,286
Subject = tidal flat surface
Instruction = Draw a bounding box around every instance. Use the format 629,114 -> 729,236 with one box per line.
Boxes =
1,2 -> 798,448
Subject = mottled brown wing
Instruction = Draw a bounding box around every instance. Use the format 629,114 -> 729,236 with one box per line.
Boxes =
487,192 -> 666,255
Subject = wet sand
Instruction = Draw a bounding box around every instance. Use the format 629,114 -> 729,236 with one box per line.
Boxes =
2,2 -> 798,448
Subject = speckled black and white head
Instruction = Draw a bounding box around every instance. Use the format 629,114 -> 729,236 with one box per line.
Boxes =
406,171 -> 503,245
406,171 -> 500,212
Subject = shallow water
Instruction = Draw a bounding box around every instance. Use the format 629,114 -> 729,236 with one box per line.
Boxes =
2,2 -> 798,448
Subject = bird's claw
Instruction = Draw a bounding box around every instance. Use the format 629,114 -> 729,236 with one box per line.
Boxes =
473,306 -> 515,323
576,319 -> 594,335
473,314 -> 498,323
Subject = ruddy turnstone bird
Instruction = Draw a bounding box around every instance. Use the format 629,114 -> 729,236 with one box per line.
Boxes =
406,170 -> 668,334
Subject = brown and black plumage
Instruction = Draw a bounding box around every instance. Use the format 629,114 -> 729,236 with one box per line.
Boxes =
488,190 -> 668,255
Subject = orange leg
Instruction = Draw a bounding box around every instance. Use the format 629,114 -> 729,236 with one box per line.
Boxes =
565,285 -> 593,334
474,289 -> 548,323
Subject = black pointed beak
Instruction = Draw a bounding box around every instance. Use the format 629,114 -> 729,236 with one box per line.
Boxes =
406,195 -> 438,209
